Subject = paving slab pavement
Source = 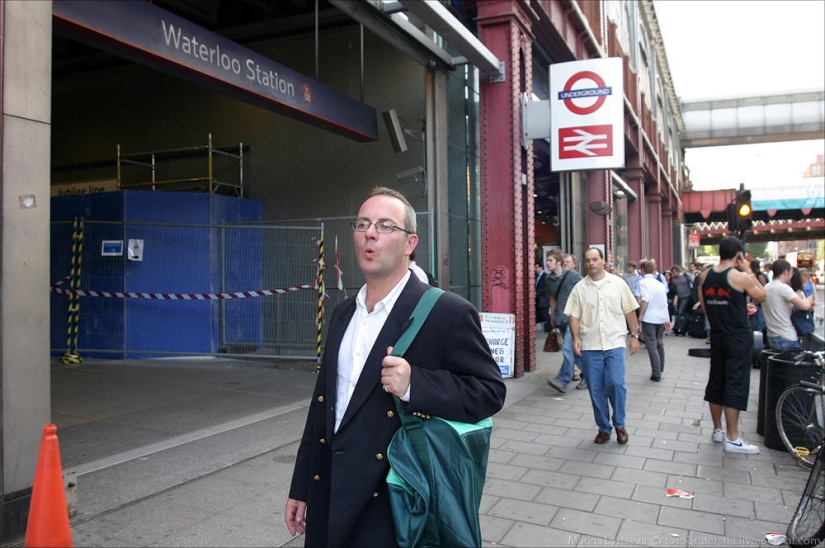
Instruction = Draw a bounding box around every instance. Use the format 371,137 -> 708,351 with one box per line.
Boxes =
35,329 -> 812,547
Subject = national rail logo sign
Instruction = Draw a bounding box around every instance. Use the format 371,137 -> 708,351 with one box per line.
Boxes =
550,58 -> 624,171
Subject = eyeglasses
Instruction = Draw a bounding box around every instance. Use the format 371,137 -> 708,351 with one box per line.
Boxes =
351,219 -> 413,235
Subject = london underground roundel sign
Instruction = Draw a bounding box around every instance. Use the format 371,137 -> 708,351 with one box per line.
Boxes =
561,71 -> 610,115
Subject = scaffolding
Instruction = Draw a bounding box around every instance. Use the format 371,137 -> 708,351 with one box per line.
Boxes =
116,133 -> 243,197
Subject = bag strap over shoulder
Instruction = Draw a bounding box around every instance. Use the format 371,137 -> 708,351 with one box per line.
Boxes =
391,287 -> 444,358
387,286 -> 445,548
553,270 -> 569,301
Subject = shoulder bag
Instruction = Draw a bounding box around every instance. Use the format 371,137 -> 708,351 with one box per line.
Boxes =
542,271 -> 569,353
386,287 -> 493,548
791,307 -> 815,336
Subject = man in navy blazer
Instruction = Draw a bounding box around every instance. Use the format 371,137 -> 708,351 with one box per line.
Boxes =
285,187 -> 506,547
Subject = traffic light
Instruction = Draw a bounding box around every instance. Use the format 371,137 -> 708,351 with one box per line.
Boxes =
727,203 -> 738,233
735,189 -> 753,231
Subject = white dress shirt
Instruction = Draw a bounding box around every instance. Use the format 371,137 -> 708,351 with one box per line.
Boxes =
334,271 -> 411,432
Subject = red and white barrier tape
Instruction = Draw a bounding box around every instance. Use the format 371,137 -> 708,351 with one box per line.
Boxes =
50,284 -> 314,300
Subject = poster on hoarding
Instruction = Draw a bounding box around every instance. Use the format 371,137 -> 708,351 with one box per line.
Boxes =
479,312 -> 515,378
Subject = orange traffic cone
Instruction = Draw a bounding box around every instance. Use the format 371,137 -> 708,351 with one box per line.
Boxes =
25,424 -> 73,548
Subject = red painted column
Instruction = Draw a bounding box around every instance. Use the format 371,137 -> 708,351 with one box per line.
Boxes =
478,1 -> 536,376
626,160 -> 645,261
662,204 -> 674,267
647,193 -> 663,266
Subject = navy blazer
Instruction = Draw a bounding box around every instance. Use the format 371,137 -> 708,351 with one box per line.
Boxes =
289,275 -> 506,547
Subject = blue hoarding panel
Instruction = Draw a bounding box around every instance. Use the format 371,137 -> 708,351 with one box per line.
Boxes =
51,191 -> 263,359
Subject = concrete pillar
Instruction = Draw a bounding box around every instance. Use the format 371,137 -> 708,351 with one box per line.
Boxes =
477,1 -> 536,376
1,1 -> 53,541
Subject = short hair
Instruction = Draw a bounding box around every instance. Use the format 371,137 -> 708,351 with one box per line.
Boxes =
369,186 -> 416,234
641,260 -> 655,275
627,261 -> 636,268
548,249 -> 564,263
585,247 -> 603,259
671,265 -> 681,273
772,259 -> 792,278
719,236 -> 743,261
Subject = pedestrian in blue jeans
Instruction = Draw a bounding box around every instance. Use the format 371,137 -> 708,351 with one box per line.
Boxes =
565,248 -> 640,445
544,249 -> 582,393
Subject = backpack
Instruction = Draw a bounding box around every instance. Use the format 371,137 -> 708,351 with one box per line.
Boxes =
688,309 -> 707,339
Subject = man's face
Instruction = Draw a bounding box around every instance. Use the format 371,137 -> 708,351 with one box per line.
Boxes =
354,195 -> 417,281
584,250 -> 605,277
546,257 -> 558,271
627,265 -> 635,273
563,256 -> 575,271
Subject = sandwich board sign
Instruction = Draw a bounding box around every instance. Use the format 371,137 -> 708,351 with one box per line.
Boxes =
479,312 -> 515,378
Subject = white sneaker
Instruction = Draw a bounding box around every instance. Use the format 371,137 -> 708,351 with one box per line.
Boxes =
711,429 -> 725,443
724,437 -> 760,454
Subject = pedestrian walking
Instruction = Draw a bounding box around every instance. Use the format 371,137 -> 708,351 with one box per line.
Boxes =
670,265 -> 693,334
545,249 -> 583,393
285,187 -> 505,547
623,261 -> 641,302
563,254 -> 588,389
535,261 -> 551,331
638,260 -> 670,382
565,248 -> 640,445
697,236 -> 766,454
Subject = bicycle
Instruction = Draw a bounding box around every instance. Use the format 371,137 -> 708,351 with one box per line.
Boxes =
775,350 -> 825,469
785,400 -> 825,546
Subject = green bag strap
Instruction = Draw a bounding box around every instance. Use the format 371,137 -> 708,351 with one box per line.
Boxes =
390,286 -> 444,547
390,286 -> 443,425
391,287 -> 444,357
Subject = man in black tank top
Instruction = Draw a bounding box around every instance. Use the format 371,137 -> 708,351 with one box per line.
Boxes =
697,237 -> 766,454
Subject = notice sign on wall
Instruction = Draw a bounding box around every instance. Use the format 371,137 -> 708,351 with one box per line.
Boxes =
101,240 -> 123,256
550,58 -> 624,172
479,312 -> 515,378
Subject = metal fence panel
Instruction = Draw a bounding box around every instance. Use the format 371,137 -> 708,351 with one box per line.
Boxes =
50,213 -> 430,361
268,213 -> 432,314
50,220 -> 321,359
